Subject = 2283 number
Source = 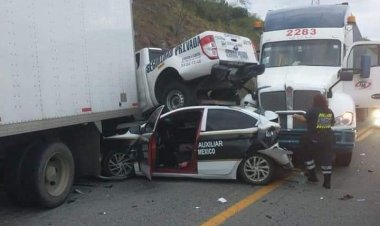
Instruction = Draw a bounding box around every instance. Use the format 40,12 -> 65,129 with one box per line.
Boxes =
286,28 -> 317,36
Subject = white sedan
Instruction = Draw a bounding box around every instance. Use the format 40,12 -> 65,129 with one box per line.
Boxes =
102,105 -> 292,185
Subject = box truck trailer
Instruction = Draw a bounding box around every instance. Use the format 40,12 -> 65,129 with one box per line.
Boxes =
0,0 -> 139,208
0,0 -> 264,208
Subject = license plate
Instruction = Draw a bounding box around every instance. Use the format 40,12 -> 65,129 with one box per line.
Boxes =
225,49 -> 248,59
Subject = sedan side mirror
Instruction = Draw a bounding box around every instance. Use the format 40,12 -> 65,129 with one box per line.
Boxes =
360,55 -> 371,78
129,125 -> 142,135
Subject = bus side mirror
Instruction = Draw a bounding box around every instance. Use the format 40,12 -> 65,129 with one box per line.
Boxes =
360,55 -> 371,78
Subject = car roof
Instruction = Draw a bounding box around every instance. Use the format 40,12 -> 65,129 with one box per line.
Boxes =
160,105 -> 254,117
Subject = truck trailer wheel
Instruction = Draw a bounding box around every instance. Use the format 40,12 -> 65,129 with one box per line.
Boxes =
334,151 -> 352,167
4,147 -> 31,203
23,143 -> 75,208
161,81 -> 195,111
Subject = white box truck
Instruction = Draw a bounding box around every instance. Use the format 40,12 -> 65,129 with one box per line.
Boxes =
0,0 -> 139,207
0,0 -> 265,208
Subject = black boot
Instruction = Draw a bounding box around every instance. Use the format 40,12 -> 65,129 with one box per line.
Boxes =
323,174 -> 331,189
306,169 -> 318,182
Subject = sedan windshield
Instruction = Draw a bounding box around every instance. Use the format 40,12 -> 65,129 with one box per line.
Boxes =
261,40 -> 341,68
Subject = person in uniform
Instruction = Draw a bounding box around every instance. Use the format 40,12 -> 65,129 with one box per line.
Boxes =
293,93 -> 335,189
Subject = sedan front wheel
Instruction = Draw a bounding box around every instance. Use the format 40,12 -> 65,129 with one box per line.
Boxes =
102,150 -> 135,179
239,153 -> 275,185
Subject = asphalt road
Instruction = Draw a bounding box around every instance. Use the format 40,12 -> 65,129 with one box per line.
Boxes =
1,123 -> 379,226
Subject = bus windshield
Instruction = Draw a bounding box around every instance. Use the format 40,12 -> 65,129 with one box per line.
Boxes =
261,40 -> 341,68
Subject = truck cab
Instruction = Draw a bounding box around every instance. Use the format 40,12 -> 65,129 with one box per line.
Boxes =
341,41 -> 380,127
256,4 -> 364,165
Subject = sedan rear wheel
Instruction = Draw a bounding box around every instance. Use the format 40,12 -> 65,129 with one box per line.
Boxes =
239,153 -> 275,185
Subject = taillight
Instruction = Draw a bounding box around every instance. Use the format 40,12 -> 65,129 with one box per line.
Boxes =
200,35 -> 218,60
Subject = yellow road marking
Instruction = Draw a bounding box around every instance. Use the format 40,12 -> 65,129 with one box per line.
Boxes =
200,125 -> 373,226
357,127 -> 374,142
201,178 -> 288,226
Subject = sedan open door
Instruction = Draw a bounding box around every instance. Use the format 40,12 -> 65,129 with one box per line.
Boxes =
138,106 -> 165,180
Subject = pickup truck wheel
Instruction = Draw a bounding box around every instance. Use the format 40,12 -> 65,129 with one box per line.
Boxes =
23,143 -> 75,208
238,153 -> 275,185
102,149 -> 135,179
161,82 -> 194,111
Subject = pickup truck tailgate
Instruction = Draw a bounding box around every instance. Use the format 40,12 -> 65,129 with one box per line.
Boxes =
213,33 -> 257,63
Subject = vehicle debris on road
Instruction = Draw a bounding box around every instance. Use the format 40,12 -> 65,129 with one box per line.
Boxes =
104,184 -> 114,189
217,197 -> 227,203
339,194 -> 354,200
74,189 -> 85,195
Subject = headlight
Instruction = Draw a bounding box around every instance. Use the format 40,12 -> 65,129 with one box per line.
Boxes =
372,109 -> 380,118
265,130 -> 274,137
258,127 -> 278,148
374,118 -> 380,127
372,109 -> 380,127
335,112 -> 353,126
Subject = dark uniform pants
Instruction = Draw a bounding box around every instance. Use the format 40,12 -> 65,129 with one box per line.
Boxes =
300,133 -> 333,175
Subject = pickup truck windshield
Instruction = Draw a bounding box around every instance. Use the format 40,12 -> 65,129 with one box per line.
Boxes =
261,40 -> 341,68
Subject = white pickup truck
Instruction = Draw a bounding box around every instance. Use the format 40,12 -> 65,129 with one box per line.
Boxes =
135,31 -> 265,113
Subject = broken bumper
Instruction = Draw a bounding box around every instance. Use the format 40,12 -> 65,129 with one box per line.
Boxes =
258,144 -> 293,169
278,129 -> 356,153
210,63 -> 265,88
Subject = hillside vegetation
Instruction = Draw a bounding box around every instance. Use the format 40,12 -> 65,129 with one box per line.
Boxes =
133,0 -> 262,50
